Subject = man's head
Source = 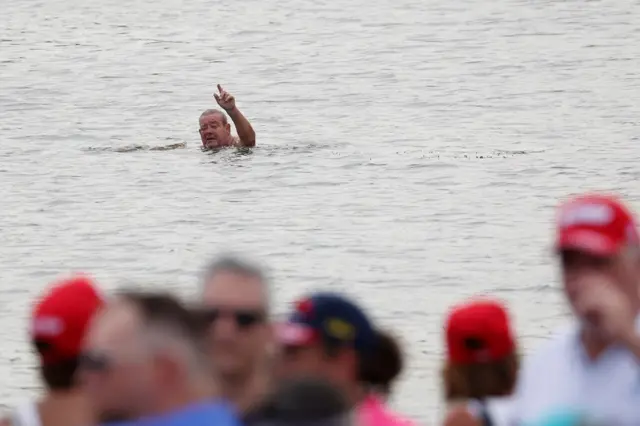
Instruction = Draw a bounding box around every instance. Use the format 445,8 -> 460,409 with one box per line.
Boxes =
31,275 -> 105,391
556,194 -> 640,325
79,291 -> 210,422
275,293 -> 401,397
201,256 -> 272,380
199,109 -> 232,149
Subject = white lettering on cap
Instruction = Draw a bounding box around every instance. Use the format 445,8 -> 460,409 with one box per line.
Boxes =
559,203 -> 614,228
33,316 -> 64,336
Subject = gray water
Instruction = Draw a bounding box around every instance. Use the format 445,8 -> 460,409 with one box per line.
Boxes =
2,0 -> 640,422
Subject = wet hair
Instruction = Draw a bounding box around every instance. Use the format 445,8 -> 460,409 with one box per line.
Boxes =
33,340 -> 79,390
202,254 -> 271,312
442,353 -> 519,401
357,330 -> 404,396
245,377 -> 351,426
199,109 -> 228,125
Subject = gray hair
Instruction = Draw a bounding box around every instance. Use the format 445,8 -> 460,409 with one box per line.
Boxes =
115,290 -> 211,379
199,109 -> 228,125
202,254 -> 271,311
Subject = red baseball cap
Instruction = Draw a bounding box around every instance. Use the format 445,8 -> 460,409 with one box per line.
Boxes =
556,194 -> 639,256
31,275 -> 105,365
445,299 -> 515,364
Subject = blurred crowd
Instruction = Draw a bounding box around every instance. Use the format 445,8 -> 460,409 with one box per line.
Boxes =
2,192 -> 640,426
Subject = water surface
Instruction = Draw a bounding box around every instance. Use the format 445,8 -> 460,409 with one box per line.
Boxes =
2,0 -> 640,422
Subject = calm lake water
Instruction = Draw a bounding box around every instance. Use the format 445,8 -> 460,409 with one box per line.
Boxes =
2,0 -> 640,422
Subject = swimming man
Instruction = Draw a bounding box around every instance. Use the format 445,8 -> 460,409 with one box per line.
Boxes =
199,85 -> 256,149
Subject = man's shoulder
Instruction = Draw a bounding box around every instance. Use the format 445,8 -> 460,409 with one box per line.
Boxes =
516,323 -> 579,396
526,322 -> 579,363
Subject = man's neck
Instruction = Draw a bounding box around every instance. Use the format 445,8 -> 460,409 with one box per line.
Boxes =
220,370 -> 269,415
580,309 -> 640,361
581,330 -> 611,361
38,389 -> 94,426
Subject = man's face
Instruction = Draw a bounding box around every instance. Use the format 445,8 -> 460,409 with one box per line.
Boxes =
78,300 -> 156,422
561,248 -> 640,323
199,113 -> 231,148
202,271 -> 270,378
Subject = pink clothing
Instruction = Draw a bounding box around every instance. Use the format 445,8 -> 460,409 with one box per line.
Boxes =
357,394 -> 416,426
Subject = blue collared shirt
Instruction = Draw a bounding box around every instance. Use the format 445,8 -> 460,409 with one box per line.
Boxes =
102,401 -> 240,426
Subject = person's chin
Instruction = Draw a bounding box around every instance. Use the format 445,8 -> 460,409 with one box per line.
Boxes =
214,355 -> 245,373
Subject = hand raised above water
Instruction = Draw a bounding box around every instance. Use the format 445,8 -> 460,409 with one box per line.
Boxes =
214,84 -> 236,112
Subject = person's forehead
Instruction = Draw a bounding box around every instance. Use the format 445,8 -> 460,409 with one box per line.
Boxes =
203,271 -> 266,307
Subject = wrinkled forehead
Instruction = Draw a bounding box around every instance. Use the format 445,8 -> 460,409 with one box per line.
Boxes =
199,112 -> 225,126
85,299 -> 143,352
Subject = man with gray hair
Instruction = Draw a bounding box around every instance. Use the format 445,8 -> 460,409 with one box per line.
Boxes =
199,84 -> 256,149
78,291 -> 238,426
200,255 -> 273,416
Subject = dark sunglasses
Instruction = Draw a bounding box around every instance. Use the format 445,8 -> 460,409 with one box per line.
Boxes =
201,307 -> 265,329
78,351 -> 111,372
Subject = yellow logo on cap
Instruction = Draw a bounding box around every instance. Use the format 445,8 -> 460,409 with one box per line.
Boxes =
325,318 -> 355,340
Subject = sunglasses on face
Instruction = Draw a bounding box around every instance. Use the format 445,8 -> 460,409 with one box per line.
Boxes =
78,350 -> 112,372
202,307 -> 265,329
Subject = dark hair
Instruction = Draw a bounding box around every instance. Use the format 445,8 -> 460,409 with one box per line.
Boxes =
245,377 -> 350,426
117,291 -> 210,352
442,353 -> 519,401
33,340 -> 79,390
358,330 -> 404,396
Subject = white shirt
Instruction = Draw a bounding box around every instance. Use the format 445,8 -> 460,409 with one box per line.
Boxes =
468,397 -> 514,426
11,400 -> 41,426
512,321 -> 640,426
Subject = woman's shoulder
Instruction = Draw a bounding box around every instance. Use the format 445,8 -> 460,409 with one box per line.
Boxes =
358,395 -> 418,426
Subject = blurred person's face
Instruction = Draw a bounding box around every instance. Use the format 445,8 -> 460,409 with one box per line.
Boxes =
277,343 -> 357,393
78,300 -> 157,422
561,248 -> 640,327
202,271 -> 270,378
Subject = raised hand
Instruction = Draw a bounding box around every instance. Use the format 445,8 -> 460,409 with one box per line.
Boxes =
214,84 -> 236,112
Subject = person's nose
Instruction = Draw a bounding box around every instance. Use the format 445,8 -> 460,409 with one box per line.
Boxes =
211,315 -> 240,340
